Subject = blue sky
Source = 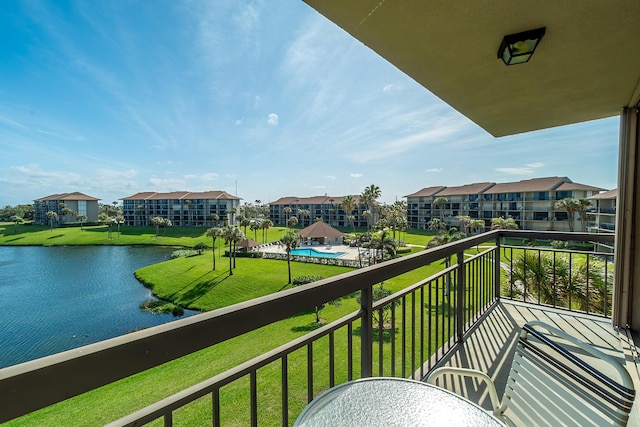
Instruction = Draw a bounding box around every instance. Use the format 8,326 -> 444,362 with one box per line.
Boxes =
0,1 -> 619,207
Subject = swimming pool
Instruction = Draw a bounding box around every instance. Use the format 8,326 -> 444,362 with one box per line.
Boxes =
290,248 -> 345,259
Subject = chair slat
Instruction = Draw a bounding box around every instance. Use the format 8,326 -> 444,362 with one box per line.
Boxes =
499,325 -> 634,427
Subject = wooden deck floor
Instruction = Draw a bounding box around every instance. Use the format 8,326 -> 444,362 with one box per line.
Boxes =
427,300 -> 640,426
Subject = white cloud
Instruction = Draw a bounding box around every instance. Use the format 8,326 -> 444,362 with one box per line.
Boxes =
425,168 -> 443,173
96,168 -> 137,179
350,173 -> 363,178
325,175 -> 336,180
201,172 -> 219,181
148,176 -> 187,190
267,113 -> 279,126
496,162 -> 544,175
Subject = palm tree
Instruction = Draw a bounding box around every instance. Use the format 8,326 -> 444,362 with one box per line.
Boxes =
456,215 -> 472,234
469,219 -> 486,235
491,217 -> 519,255
361,184 -> 381,231
298,209 -> 310,227
426,226 -> 466,303
77,215 -> 88,231
468,218 -> 487,251
281,231 -> 300,284
205,227 -> 222,270
150,216 -> 164,239
283,206 -> 292,225
261,219 -> 272,242
61,206 -> 74,224
287,216 -> 299,229
223,226 -> 244,275
490,217 -> 518,231
577,198 -> 593,232
210,213 -> 219,227
427,218 -> 447,234
99,212 -> 114,240
46,211 -> 58,231
341,195 -> 357,234
10,215 -> 23,233
433,197 -> 448,222
238,215 -> 251,235
508,251 -> 611,313
115,215 -> 125,240
555,198 -> 580,232
371,228 -> 397,262
250,220 -> 261,241
222,225 -> 235,275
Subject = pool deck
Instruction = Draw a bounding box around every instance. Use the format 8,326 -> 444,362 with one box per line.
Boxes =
256,243 -> 363,260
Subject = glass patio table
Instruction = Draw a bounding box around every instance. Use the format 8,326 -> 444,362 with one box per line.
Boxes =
294,377 -> 503,426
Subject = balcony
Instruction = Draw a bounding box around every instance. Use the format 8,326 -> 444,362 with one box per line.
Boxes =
1,230 -> 636,426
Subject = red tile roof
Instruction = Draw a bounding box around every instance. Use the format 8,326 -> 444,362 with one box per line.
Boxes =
270,195 -> 363,205
589,188 -> 617,199
299,221 -> 345,238
437,182 -> 494,197
404,186 -> 446,198
34,192 -> 100,202
483,177 -> 570,194
121,191 -> 240,200
555,182 -> 606,192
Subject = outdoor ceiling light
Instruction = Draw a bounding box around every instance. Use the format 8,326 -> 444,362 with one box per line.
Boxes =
498,27 -> 546,65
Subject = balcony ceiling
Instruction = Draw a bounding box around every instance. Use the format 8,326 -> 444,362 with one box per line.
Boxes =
302,1 -> 640,137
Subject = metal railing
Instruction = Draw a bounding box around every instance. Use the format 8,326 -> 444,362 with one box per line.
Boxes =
0,230 -> 615,425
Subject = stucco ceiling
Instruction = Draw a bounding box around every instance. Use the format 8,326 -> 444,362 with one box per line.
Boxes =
303,1 -> 640,137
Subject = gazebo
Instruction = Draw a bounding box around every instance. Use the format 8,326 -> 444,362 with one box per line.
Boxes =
236,239 -> 261,252
299,221 -> 344,246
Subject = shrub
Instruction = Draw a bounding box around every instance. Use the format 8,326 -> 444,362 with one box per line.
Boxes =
170,249 -> 200,258
396,246 -> 412,254
140,300 -> 185,317
292,275 -> 324,286
193,242 -> 209,254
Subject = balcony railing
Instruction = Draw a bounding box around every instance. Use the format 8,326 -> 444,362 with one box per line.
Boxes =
0,230 -> 615,426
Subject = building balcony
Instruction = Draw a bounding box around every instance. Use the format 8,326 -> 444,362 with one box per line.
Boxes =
1,230 -> 635,426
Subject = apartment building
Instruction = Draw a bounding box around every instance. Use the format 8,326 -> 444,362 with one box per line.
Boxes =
269,195 -> 366,228
406,177 -> 605,232
588,188 -> 617,252
121,191 -> 241,227
33,192 -> 100,225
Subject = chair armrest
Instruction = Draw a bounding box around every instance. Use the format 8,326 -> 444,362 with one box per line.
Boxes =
525,320 -> 634,391
426,367 -> 501,412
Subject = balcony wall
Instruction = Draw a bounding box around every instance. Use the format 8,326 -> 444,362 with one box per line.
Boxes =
0,230 -> 619,426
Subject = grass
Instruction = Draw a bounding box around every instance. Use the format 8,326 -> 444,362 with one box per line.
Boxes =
2,222 -> 449,426
0,222 -> 293,247
9,249 -> 447,426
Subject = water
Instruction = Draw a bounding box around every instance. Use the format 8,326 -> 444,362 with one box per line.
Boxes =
290,248 -> 345,259
0,246 -> 199,368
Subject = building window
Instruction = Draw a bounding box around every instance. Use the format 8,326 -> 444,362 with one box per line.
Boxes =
78,200 -> 87,216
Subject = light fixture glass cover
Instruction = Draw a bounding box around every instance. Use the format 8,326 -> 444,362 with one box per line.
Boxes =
498,27 -> 546,65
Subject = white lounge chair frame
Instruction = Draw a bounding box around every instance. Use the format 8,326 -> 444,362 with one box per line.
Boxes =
427,321 -> 636,426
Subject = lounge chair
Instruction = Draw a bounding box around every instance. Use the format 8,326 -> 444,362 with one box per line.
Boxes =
427,321 -> 636,426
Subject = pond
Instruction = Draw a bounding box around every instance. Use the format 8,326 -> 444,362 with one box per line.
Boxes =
0,246 -> 199,368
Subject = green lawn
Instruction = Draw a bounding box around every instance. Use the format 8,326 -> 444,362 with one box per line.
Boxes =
9,250 -> 447,426
2,222 -> 449,426
0,222 -> 293,247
